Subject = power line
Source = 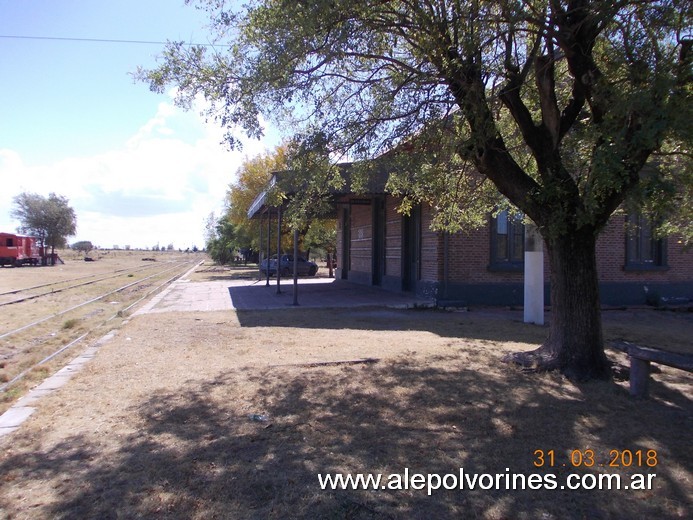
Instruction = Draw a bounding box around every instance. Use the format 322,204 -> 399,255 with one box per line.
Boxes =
0,34 -> 228,47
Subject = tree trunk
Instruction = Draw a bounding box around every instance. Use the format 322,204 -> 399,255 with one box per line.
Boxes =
504,228 -> 611,381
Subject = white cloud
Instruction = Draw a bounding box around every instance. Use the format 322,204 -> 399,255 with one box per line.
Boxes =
0,94 -> 280,250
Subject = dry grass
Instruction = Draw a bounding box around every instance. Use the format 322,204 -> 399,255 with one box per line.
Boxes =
187,263 -> 263,282
0,301 -> 691,519
187,261 -> 338,284
0,250 -> 201,413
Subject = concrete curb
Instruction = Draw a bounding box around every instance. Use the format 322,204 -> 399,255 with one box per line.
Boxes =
0,331 -> 117,439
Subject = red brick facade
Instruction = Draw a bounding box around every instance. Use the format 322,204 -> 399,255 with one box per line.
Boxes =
336,195 -> 692,306
348,204 -> 372,274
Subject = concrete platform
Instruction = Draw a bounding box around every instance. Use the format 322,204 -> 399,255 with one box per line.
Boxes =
0,332 -> 116,438
136,277 -> 431,314
135,280 -> 235,314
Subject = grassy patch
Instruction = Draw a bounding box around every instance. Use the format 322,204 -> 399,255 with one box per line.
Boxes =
62,318 -> 79,330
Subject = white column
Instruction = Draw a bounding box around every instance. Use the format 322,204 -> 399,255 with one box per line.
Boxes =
524,223 -> 544,325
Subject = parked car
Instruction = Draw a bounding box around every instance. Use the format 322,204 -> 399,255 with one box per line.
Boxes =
260,254 -> 318,277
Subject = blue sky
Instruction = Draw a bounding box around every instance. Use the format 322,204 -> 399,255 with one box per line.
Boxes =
0,0 -> 278,249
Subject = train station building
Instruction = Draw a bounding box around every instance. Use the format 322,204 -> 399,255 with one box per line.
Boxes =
248,165 -> 693,308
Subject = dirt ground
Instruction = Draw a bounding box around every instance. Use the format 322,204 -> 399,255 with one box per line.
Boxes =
0,251 -> 201,410
0,268 -> 691,518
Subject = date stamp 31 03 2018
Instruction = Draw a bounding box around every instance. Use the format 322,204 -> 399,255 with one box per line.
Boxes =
533,449 -> 658,469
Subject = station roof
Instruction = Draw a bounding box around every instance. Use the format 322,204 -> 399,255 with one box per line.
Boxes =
247,160 -> 392,219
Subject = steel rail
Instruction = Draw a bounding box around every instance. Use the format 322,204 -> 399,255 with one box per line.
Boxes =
0,261 -> 166,296
0,260 -> 201,393
0,262 -> 169,306
0,261 -> 192,340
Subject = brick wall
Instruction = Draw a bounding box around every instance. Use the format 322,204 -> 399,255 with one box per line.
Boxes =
445,225 -> 526,284
350,204 -> 372,274
336,195 -> 691,300
441,212 -> 691,286
421,205 -> 442,282
596,214 -> 692,283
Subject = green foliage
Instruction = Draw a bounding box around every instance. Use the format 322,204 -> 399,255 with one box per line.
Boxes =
138,0 -> 691,376
302,220 -> 337,257
216,141 -> 339,259
62,318 -> 79,330
272,132 -> 345,231
226,145 -> 288,253
636,146 -> 693,246
140,0 -> 691,243
72,241 -> 93,254
11,192 -> 77,251
205,214 -> 237,265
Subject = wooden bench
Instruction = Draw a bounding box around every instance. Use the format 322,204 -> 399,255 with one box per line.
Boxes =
611,341 -> 693,398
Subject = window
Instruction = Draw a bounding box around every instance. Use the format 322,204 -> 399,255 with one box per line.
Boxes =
490,210 -> 524,270
625,214 -> 667,269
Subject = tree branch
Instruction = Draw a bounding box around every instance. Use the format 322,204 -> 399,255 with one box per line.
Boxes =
535,55 -> 561,148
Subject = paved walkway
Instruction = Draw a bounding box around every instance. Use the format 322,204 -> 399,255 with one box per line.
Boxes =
136,276 -> 431,313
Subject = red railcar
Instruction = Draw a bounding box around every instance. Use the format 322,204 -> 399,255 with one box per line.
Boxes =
0,233 -> 42,267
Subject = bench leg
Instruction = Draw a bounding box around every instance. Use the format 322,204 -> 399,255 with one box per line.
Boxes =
630,357 -> 650,398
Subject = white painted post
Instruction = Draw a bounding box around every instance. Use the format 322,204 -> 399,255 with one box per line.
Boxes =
524,223 -> 544,325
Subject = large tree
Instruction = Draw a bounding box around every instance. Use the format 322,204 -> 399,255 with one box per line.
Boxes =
11,192 -> 77,263
225,142 -> 338,258
140,0 -> 691,380
227,146 -> 288,248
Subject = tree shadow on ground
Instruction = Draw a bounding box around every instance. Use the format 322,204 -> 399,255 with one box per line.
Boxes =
236,305 -> 549,344
1,356 -> 690,519
191,267 -> 260,282
227,279 -> 425,312
234,305 -> 693,357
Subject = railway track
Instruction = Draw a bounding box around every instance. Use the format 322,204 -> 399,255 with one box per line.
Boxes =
0,258 -> 201,403
0,261 -> 164,296
0,261 -> 191,340
0,261 -> 168,306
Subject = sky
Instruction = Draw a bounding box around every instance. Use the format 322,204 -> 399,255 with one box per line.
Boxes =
0,0 -> 280,250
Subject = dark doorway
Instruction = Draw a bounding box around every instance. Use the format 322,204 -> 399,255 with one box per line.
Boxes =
372,197 -> 386,286
341,207 -> 350,280
402,205 -> 421,292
